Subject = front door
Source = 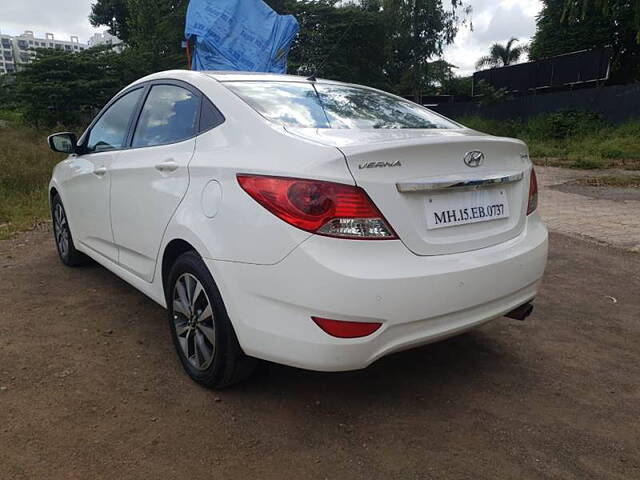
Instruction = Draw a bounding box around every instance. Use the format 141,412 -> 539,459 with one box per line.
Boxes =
62,88 -> 145,262
110,84 -> 200,282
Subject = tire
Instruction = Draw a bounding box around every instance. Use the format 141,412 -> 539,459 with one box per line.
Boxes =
51,194 -> 87,267
166,251 -> 257,389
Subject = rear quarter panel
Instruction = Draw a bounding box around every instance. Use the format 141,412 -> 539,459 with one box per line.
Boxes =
161,74 -> 355,265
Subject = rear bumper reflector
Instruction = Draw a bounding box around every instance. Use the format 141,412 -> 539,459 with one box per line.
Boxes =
312,317 -> 382,339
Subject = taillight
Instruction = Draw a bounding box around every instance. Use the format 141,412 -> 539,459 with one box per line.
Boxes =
527,168 -> 538,215
312,317 -> 382,338
237,175 -> 397,240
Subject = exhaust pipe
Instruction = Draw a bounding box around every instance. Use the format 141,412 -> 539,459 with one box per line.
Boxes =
506,302 -> 534,321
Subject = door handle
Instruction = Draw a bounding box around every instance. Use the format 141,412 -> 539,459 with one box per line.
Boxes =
94,166 -> 107,177
155,161 -> 179,173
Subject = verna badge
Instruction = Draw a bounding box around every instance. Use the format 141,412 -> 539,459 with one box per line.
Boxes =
463,151 -> 484,168
358,161 -> 402,170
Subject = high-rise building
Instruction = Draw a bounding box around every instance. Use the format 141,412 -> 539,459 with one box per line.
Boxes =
0,33 -> 16,74
87,31 -> 124,53
0,30 -> 88,74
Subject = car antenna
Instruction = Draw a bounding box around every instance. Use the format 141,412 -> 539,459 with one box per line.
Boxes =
308,8 -> 359,80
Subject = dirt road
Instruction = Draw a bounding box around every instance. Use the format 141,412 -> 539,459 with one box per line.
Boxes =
0,228 -> 639,479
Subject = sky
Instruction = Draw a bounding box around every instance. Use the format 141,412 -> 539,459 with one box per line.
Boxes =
0,0 -> 543,76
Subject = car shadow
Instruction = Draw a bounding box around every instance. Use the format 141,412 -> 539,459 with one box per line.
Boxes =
231,328 -> 526,408
67,256 -> 528,405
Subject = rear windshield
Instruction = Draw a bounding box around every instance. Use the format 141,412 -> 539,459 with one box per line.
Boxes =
223,81 -> 458,130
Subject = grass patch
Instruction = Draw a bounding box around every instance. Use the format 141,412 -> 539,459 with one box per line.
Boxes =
458,113 -> 640,170
573,175 -> 640,188
0,122 -> 61,239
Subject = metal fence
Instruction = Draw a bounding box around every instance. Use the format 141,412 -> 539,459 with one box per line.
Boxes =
473,48 -> 613,94
430,83 -> 640,124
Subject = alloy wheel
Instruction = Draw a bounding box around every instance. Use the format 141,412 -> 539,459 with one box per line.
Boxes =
53,203 -> 70,258
172,273 -> 216,371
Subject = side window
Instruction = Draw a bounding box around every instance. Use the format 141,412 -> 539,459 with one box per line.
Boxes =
200,97 -> 225,132
132,85 -> 200,148
86,89 -> 143,153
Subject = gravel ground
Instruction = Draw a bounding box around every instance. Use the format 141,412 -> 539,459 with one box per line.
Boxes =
537,167 -> 640,252
0,228 -> 639,479
552,183 -> 640,203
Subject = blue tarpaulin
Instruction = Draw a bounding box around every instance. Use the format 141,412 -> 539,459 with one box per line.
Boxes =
185,0 -> 299,73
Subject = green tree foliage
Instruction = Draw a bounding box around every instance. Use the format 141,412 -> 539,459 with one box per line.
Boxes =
90,0 -> 188,71
87,0 -> 468,96
441,74 -> 472,96
287,2 -> 389,89
529,0 -> 614,59
126,0 -> 189,71
14,47 -> 146,127
382,0 -> 469,102
562,0 -> 640,42
475,38 -> 528,70
531,0 -> 639,81
15,0 -> 470,127
90,0 -> 130,42
0,75 -> 17,111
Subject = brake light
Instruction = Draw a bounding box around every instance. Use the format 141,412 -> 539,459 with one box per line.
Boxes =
237,175 -> 397,240
312,317 -> 382,338
527,168 -> 538,215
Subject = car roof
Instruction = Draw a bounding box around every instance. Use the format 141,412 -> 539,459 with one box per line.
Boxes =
204,71 -> 347,85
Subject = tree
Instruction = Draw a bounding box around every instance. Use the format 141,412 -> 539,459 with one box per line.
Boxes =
529,0 -> 613,60
382,0 -> 469,102
287,2 -> 389,89
126,0 -> 189,71
441,74 -> 472,96
89,0 -> 189,71
562,0 -> 640,42
531,0 -> 640,81
90,0 -> 130,42
85,0 -> 470,97
14,47 -> 145,127
475,38 -> 528,70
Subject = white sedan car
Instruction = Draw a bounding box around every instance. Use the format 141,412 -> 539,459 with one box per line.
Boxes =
48,70 -> 548,388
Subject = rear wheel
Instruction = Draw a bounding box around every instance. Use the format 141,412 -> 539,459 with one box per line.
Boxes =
51,194 -> 86,267
167,251 -> 257,389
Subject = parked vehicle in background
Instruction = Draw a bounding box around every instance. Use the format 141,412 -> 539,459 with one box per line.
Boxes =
48,70 -> 548,388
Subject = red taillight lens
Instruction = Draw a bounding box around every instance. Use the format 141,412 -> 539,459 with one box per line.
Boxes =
312,317 -> 382,339
237,175 -> 397,240
527,168 -> 539,215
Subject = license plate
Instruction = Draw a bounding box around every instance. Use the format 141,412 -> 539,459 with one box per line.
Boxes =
426,189 -> 509,230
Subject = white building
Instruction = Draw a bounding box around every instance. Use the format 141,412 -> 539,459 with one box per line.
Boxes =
0,30 -> 88,74
87,31 -> 124,53
1,33 -> 17,74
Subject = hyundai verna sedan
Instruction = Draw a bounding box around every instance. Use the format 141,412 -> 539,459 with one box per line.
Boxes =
47,70 -> 548,388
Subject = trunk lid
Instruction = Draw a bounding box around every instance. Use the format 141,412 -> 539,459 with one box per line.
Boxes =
287,128 -> 532,256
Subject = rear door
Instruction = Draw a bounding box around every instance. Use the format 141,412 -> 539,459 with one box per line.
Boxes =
109,82 -> 202,282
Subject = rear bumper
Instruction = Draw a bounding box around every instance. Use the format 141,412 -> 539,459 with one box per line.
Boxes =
207,214 -> 549,372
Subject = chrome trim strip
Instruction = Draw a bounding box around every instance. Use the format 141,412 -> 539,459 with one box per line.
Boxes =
396,172 -> 524,193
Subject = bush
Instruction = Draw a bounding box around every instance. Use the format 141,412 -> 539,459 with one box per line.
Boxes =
457,116 -> 523,138
526,111 -> 606,140
456,113 -> 640,169
570,158 -> 605,169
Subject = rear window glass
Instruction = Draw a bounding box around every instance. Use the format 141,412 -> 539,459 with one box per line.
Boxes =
224,81 -> 457,130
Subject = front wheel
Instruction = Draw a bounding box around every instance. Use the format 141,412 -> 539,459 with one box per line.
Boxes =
167,251 -> 257,389
51,194 -> 87,267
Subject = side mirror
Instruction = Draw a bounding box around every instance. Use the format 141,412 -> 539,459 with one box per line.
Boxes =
48,132 -> 78,154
